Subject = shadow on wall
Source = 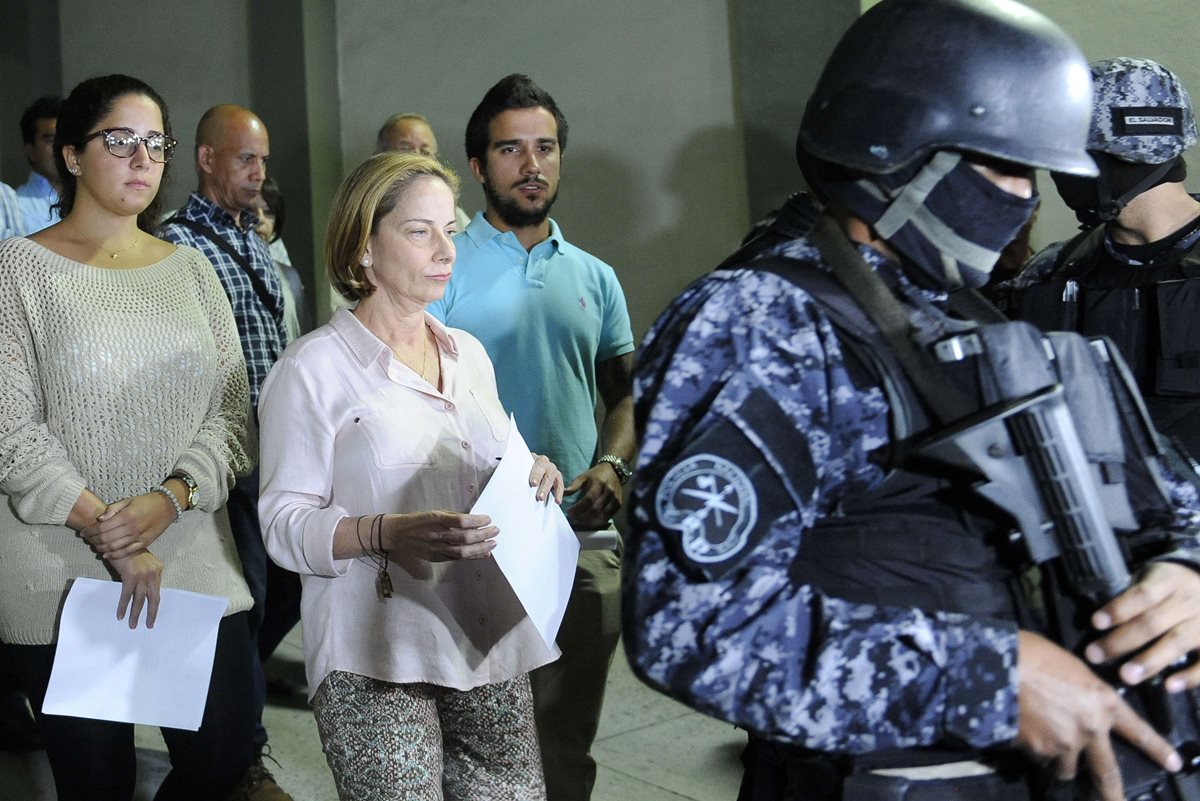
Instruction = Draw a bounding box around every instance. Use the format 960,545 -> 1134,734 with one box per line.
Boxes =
563,125 -> 754,342
742,124 -> 804,225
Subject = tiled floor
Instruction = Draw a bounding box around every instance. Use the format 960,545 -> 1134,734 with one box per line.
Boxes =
0,629 -> 745,800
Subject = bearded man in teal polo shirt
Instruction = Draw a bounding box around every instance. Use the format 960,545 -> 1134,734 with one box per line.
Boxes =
429,73 -> 635,801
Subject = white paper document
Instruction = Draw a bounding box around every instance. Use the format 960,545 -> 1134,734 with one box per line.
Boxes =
472,416 -> 580,649
42,578 -> 227,731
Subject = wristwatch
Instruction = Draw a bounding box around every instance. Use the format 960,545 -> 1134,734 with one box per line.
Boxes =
169,470 -> 199,511
596,454 -> 633,485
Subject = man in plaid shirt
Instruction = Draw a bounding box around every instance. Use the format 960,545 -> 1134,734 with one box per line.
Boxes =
160,104 -> 294,801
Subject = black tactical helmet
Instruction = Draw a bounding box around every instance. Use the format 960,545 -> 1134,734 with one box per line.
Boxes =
798,0 -> 1097,177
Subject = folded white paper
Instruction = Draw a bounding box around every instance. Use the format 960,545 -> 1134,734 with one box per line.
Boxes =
472,416 -> 579,649
42,578 -> 227,731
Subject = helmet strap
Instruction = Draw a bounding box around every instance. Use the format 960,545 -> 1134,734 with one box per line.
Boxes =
875,152 -> 962,237
1097,159 -> 1177,222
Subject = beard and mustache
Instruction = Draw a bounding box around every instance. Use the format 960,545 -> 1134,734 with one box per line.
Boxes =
483,175 -> 559,228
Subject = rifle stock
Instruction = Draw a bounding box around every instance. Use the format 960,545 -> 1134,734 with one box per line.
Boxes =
916,384 -> 1200,800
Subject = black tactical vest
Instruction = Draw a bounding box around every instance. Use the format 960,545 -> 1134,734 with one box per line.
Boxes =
1010,226 -> 1200,457
725,202 -> 1170,630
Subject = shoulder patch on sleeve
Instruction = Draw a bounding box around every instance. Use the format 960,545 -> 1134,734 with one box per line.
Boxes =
650,388 -> 816,580
657,454 -> 758,566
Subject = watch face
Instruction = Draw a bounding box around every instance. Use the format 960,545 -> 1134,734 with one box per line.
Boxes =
172,472 -> 198,508
602,456 -> 632,483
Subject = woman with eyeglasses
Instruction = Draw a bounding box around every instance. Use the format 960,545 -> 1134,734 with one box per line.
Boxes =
0,75 -> 258,800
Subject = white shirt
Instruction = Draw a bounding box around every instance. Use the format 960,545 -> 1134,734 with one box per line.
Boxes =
16,172 -> 59,235
258,308 -> 557,696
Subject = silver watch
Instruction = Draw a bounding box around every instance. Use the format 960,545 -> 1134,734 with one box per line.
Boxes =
596,454 -> 633,485
169,470 -> 199,510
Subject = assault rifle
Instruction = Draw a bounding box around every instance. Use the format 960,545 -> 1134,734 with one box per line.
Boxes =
916,383 -> 1200,801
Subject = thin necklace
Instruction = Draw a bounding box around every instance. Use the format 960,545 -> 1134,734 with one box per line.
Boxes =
421,325 -> 441,386
67,218 -> 140,260
420,325 -> 429,380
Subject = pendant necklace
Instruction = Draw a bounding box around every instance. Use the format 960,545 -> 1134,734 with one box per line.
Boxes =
67,219 -> 140,260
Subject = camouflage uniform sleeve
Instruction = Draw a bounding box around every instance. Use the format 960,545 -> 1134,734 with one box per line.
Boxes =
1144,456 -> 1200,572
1000,241 -> 1069,290
625,268 -> 1020,753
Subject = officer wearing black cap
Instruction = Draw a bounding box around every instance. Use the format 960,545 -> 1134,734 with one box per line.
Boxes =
1004,58 -> 1200,458
625,2 -> 1200,800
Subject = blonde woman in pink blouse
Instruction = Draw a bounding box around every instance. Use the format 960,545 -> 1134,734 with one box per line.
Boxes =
258,152 -> 563,800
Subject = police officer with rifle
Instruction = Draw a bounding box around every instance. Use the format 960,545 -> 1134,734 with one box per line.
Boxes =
624,1 -> 1200,799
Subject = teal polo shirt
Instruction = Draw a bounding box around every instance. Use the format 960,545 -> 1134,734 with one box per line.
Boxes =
428,213 -> 634,488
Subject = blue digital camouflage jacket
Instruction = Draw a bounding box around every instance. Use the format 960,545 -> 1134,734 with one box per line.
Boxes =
625,225 -> 1200,755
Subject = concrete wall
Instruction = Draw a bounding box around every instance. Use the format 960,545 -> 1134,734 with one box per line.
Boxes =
1020,0 -> 1200,251
733,0 -> 860,222
56,0 -> 254,214
247,0 -> 340,327
0,0 -> 61,183
4,0 -> 1199,331
334,0 -> 749,338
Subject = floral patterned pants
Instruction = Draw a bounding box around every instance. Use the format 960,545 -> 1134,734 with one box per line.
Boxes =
312,670 -> 546,801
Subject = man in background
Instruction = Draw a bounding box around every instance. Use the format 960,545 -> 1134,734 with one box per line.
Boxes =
376,112 -> 471,230
160,104 -> 295,801
1003,58 -> 1200,458
16,96 -> 61,234
430,75 -> 636,801
0,183 -> 22,239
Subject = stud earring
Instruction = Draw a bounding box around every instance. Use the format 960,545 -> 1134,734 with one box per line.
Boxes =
69,166 -> 80,176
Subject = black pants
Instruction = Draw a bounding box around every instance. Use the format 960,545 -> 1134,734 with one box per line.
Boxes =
1,612 -> 257,801
227,469 -> 302,753
738,737 -> 1035,801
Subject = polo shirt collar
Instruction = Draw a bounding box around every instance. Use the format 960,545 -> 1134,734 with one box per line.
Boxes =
463,211 -> 564,255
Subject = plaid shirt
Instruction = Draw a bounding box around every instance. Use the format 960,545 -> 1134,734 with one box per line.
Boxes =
160,192 -> 286,406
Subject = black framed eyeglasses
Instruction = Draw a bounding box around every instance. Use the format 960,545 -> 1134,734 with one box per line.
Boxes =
82,128 -> 177,164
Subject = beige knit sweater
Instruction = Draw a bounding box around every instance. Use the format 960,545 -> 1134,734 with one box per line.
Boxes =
0,237 -> 254,644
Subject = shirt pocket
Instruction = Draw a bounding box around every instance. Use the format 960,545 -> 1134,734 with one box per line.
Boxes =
353,407 -> 444,469
469,389 -> 510,442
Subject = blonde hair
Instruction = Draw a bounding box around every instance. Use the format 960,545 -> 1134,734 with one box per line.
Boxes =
325,152 -> 460,302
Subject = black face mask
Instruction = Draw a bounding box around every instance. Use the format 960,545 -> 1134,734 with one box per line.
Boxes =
1053,152 -> 1187,227
811,151 -> 1040,289
883,155 -> 1041,288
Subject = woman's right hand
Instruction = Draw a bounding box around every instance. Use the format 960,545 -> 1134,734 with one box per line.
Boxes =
108,550 -> 163,629
383,512 -> 499,562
